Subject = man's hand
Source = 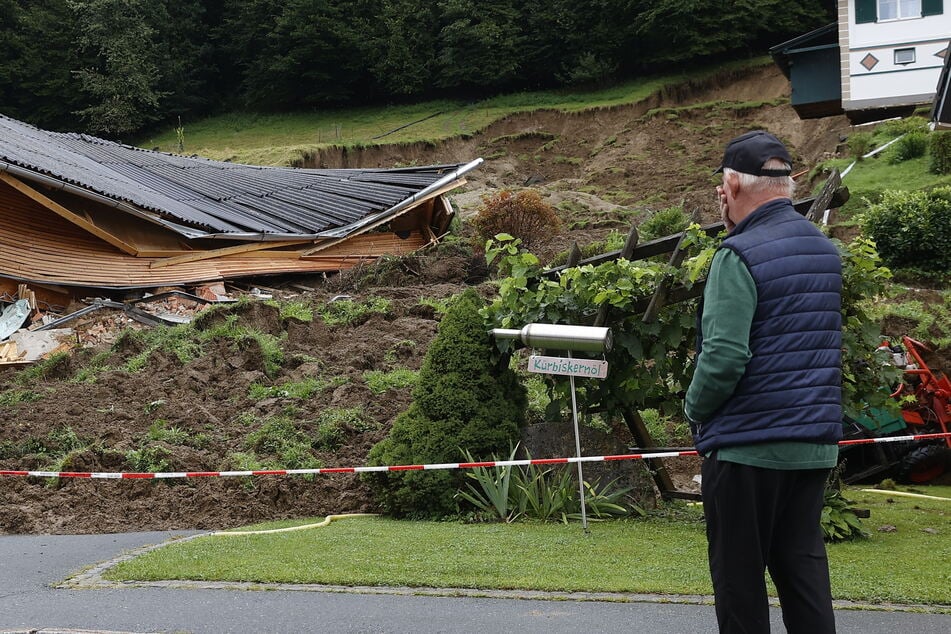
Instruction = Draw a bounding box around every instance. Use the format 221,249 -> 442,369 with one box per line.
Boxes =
717,185 -> 735,232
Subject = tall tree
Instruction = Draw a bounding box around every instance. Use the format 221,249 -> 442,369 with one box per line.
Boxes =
369,0 -> 438,97
151,0 -> 215,122
220,0 -> 379,109
0,0 -> 24,114
215,0 -> 283,107
69,0 -> 166,137
627,0 -> 833,68
0,1 -> 87,130
434,0 -> 523,92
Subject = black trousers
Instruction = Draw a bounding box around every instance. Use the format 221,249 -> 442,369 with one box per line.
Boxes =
701,453 -> 836,634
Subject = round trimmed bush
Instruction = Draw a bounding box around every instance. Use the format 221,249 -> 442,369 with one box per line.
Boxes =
860,187 -> 951,274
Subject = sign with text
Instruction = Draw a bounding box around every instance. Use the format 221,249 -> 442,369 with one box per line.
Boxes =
528,355 -> 608,379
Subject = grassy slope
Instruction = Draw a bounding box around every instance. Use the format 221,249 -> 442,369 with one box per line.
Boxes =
105,486 -> 951,606
819,154 -> 951,216
136,60 -> 771,166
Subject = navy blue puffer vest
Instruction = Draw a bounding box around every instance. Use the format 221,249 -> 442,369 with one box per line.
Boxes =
693,198 -> 843,453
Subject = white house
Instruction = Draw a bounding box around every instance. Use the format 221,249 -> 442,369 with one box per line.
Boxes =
843,0 -> 949,113
772,1 -> 949,122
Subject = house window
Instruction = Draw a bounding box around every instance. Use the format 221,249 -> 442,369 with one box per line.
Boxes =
857,0 -> 942,22
878,0 -> 921,20
895,47 -> 917,64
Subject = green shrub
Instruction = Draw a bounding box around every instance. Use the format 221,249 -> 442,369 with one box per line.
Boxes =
637,205 -> 689,241
456,445 -> 637,523
860,187 -> 951,273
846,131 -> 874,159
930,130 -> 951,174
875,115 -> 930,139
365,289 -> 527,518
639,408 -> 691,447
884,130 -> 928,164
472,189 -> 562,246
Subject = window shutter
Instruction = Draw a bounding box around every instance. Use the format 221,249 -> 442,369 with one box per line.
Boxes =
855,0 -> 878,23
922,0 -> 943,16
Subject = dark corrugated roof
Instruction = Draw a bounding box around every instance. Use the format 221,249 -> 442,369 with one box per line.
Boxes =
0,113 -> 465,238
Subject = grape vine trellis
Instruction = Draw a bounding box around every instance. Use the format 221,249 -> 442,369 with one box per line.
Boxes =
482,176 -> 898,500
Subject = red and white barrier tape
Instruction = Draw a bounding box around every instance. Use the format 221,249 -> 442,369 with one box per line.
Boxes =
1,432 -> 948,480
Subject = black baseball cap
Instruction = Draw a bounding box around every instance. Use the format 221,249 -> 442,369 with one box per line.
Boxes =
714,130 -> 792,176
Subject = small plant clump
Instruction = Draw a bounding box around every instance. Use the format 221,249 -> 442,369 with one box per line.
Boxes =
821,466 -> 870,542
457,446 -> 641,523
637,205 -> 690,241
248,377 -> 325,400
319,297 -> 391,326
884,130 -> 929,164
313,407 -> 373,451
471,189 -> 562,247
363,368 -> 418,394
0,388 -> 43,407
847,131 -> 874,159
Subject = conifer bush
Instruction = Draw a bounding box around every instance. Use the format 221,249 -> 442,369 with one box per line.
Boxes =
365,289 -> 527,517
472,189 -> 562,246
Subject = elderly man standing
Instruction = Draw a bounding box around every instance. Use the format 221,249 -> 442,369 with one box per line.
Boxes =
685,131 -> 842,633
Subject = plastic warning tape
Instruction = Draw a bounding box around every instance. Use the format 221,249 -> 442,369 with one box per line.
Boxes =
1,432 -> 948,480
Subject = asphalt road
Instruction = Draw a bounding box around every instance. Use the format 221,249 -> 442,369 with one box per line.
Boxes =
0,531 -> 949,633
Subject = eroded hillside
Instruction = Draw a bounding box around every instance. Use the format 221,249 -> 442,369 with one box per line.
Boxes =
0,65 -> 856,534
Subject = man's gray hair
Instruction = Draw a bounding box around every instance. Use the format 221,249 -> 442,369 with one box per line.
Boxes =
723,158 -> 795,198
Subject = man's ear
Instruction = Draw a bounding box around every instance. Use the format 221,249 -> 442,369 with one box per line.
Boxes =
724,171 -> 740,197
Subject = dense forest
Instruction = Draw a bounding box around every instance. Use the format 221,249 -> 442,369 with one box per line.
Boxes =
0,0 -> 833,138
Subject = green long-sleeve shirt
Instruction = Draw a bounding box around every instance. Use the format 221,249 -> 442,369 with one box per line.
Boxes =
685,249 -> 838,470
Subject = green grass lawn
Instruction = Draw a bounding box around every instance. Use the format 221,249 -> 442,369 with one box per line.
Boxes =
105,486 -> 951,606
135,59 -> 771,166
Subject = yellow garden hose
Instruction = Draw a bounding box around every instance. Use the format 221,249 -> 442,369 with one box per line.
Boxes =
209,513 -> 379,536
859,489 -> 951,501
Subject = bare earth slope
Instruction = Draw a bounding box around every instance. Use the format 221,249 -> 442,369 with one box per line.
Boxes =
0,65 -> 854,534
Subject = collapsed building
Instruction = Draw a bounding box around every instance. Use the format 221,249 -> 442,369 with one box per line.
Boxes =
0,113 -> 479,307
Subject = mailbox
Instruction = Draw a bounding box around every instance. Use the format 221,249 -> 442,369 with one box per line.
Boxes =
490,323 -> 612,354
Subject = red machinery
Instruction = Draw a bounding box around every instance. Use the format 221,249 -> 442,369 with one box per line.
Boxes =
840,336 -> 951,484
890,336 -> 951,481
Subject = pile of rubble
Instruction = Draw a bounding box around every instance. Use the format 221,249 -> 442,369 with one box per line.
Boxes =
0,282 -> 233,365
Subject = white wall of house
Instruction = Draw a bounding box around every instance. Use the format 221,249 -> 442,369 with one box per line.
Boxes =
840,0 -> 950,111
